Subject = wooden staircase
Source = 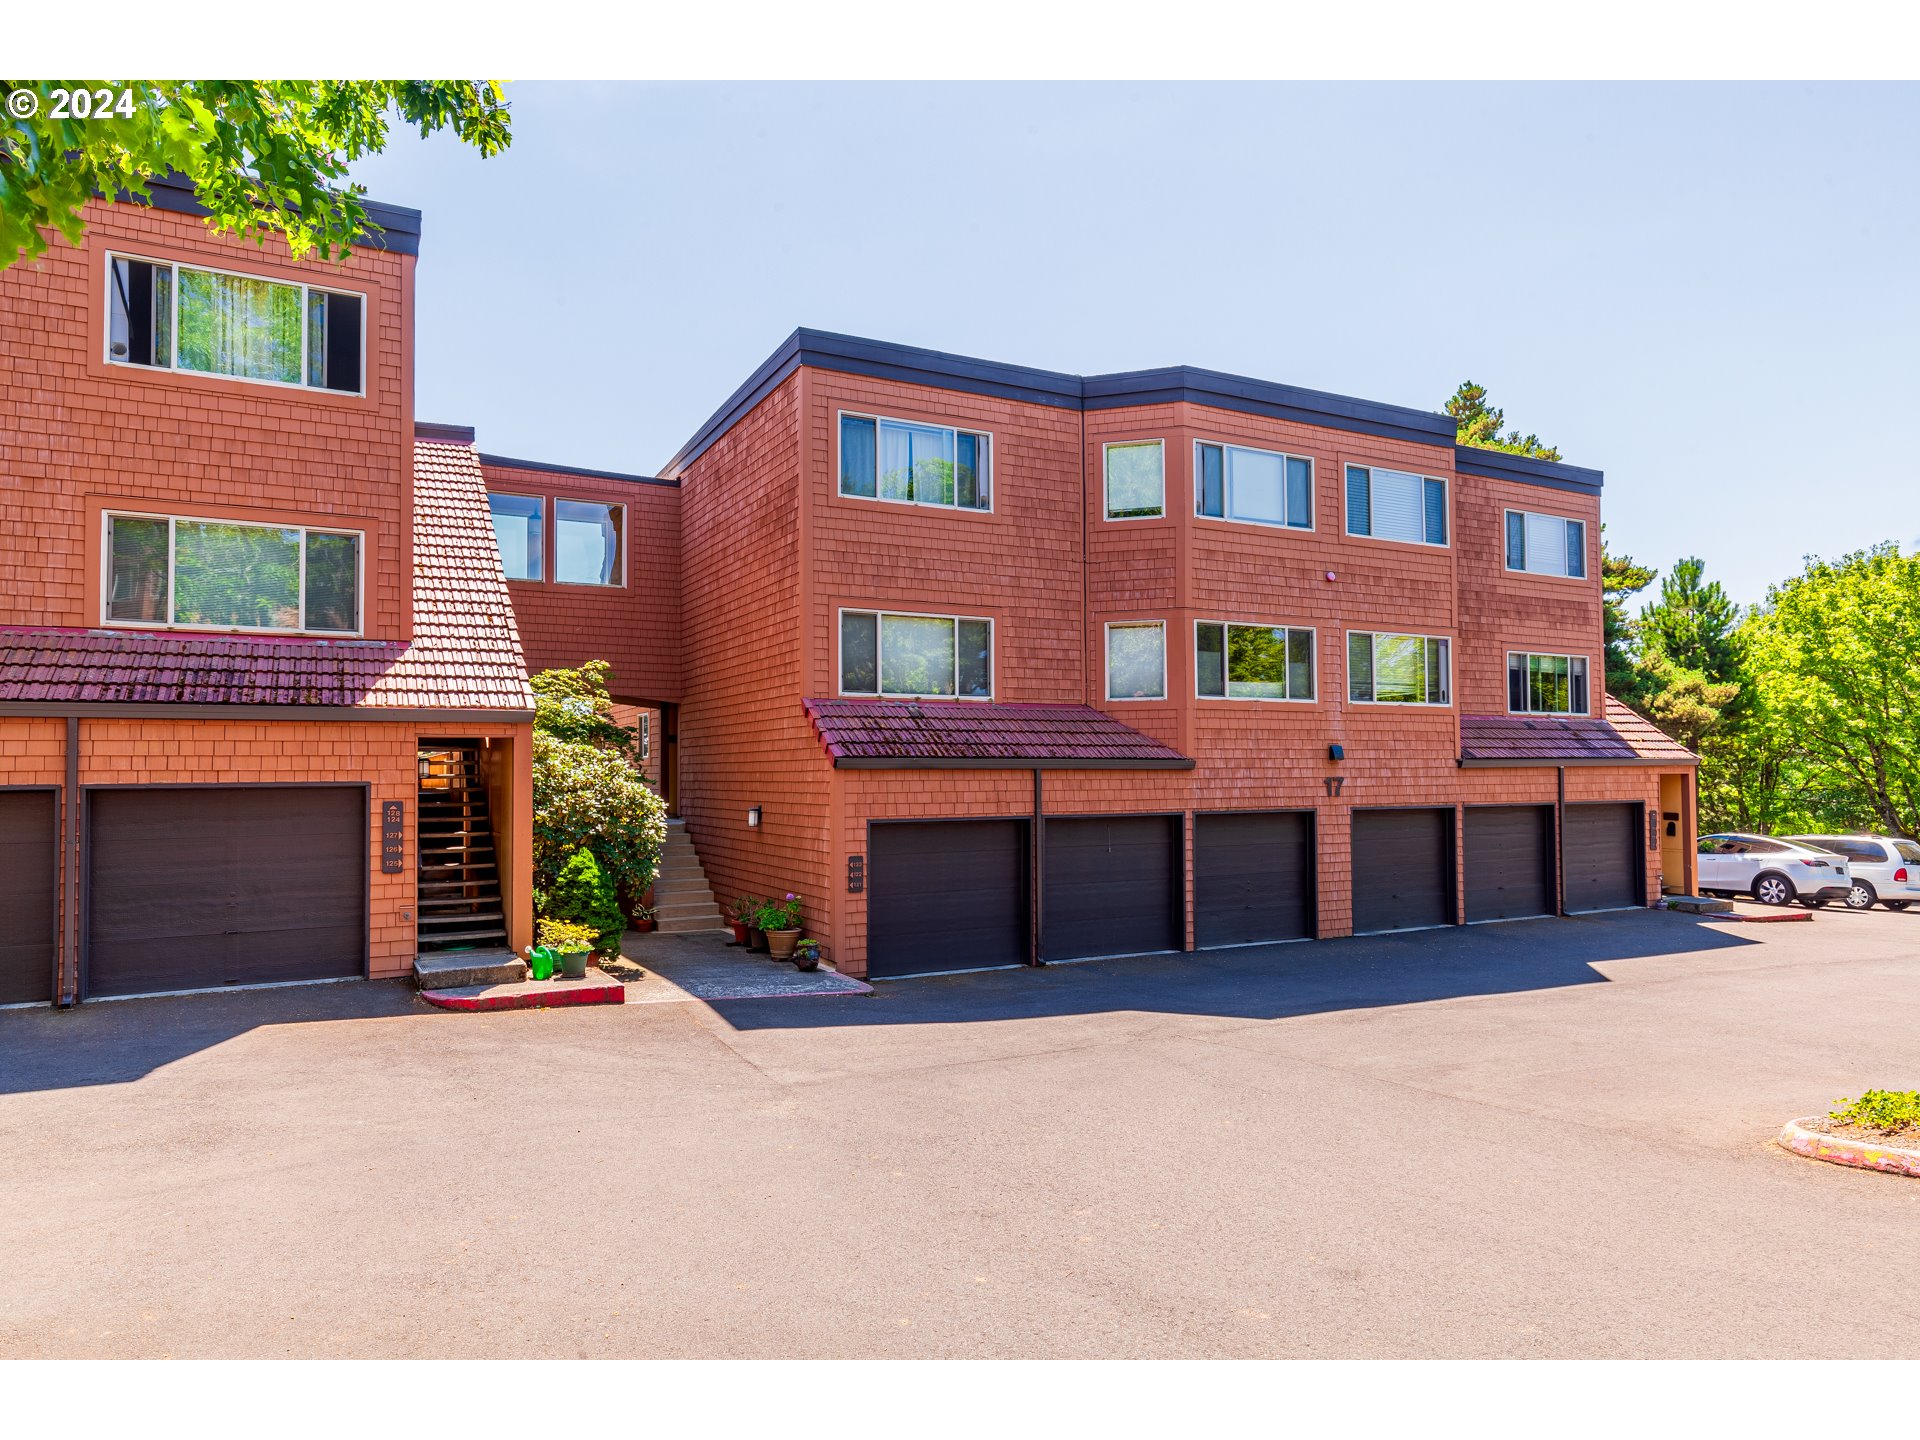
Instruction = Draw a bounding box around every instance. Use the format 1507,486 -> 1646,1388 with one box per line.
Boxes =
651,819 -> 726,933
416,742 -> 509,953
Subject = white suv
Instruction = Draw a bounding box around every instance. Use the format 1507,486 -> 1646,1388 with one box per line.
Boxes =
1783,834 -> 1920,912
1697,833 -> 1852,908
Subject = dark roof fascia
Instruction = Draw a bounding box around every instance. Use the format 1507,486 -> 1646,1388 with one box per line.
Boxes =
1452,444 -> 1604,494
830,755 -> 1196,771
0,701 -> 534,722
120,170 -> 423,256
1083,366 -> 1456,450
479,453 -> 680,489
415,422 -> 477,444
1458,755 -> 1696,768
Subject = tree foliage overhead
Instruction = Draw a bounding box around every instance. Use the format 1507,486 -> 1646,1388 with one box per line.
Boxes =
1445,381 -> 1563,461
1600,528 -> 1657,708
530,660 -> 637,752
0,80 -> 511,269
1640,556 -> 1744,686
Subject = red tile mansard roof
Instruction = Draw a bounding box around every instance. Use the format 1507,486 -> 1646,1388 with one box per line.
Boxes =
0,437 -> 535,714
803,698 -> 1195,769
1458,695 -> 1696,766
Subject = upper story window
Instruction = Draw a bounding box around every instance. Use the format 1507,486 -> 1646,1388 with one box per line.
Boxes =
1106,621 -> 1167,700
489,494 -> 544,581
839,413 -> 991,510
105,512 -> 360,635
107,254 -> 364,395
637,712 -> 651,761
1104,441 -> 1165,520
1345,466 -> 1447,547
1508,652 -> 1590,715
1505,509 -> 1588,579
841,609 -> 993,699
555,500 -> 624,586
1348,631 -> 1451,706
1196,621 -> 1315,701
1195,443 -> 1313,529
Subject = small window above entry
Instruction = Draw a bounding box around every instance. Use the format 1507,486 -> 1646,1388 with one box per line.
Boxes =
840,413 -> 991,510
1505,509 -> 1588,578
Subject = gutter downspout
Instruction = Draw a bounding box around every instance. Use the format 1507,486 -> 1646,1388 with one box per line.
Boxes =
1030,766 -> 1045,966
1555,764 -> 1567,917
60,716 -> 79,1007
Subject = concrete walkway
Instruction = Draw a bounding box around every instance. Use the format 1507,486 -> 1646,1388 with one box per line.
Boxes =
618,928 -> 872,1003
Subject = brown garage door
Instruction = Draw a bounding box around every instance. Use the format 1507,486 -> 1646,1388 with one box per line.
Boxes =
0,790 -> 57,1005
1464,805 -> 1555,922
867,819 -> 1029,978
1194,811 -> 1314,947
1352,808 -> 1455,934
1564,802 -> 1643,913
1042,815 -> 1181,961
87,786 -> 367,998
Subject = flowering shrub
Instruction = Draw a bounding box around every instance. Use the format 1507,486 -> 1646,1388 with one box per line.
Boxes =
756,893 -> 802,931
1830,1089 -> 1920,1132
531,730 -> 666,907
536,918 -> 599,953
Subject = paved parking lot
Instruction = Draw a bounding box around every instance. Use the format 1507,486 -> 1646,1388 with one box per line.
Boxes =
4,906 -> 1919,1358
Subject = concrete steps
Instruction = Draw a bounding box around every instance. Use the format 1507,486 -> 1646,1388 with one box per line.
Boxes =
414,949 -> 527,989
653,820 -> 726,934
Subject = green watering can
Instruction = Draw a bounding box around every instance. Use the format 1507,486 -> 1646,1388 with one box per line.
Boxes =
526,945 -> 559,982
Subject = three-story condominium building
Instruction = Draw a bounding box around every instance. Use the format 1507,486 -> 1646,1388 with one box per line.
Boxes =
0,179 -> 1695,1004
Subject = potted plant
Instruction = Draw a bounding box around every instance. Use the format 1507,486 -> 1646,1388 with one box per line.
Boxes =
728,896 -> 758,948
792,938 -> 822,972
758,893 -> 803,961
538,918 -> 599,980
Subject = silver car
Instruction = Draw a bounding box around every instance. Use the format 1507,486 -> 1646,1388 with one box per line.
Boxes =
1783,834 -> 1920,912
1696,833 -> 1852,907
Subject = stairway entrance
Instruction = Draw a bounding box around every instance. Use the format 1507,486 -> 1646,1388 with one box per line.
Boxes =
652,819 -> 726,933
416,741 -> 508,952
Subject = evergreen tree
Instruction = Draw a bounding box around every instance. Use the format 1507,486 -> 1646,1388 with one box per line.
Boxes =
1445,381 -> 1563,461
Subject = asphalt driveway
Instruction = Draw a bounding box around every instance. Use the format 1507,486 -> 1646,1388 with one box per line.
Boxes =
4,906 -> 1919,1359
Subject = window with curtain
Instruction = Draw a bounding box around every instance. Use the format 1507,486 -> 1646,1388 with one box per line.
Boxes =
1346,466 -> 1447,546
1196,622 -> 1315,700
1504,510 -> 1588,578
1106,622 -> 1167,699
107,255 -> 363,393
488,494 -> 544,581
1347,631 -> 1450,705
105,513 -> 360,634
555,500 -> 623,585
839,413 -> 990,509
1507,653 -> 1590,714
840,610 -> 993,698
1105,442 -> 1165,519
1195,443 -> 1313,528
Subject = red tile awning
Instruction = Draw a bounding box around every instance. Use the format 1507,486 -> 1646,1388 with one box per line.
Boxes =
804,698 -> 1194,769
1460,695 -> 1695,766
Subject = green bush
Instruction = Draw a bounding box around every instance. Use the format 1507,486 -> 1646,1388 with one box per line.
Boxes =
548,847 -> 626,953
531,729 -> 666,906
755,893 -> 802,931
1830,1089 -> 1920,1132
530,660 -> 637,752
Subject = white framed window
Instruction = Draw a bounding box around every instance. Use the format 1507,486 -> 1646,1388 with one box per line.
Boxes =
839,412 -> 991,510
1104,440 -> 1165,520
1106,621 -> 1167,700
638,712 -> 651,760
1347,631 -> 1451,706
1504,509 -> 1588,579
1195,443 -> 1313,529
1508,652 -> 1590,715
103,511 -> 362,636
1196,621 -> 1315,701
488,493 -> 545,581
105,252 -> 365,395
554,499 -> 624,586
840,609 -> 994,699
1345,465 -> 1448,546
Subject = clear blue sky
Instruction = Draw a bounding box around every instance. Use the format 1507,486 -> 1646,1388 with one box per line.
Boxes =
351,82 -> 1918,608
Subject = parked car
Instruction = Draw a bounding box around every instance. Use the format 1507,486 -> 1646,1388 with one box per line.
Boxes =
1781,834 -> 1920,912
1696,833 -> 1852,907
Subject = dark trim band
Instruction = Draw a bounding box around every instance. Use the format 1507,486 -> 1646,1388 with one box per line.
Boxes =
832,755 -> 1197,771
123,170 -> 423,256
1459,756 -> 1696,769
479,454 -> 680,489
0,702 -> 534,723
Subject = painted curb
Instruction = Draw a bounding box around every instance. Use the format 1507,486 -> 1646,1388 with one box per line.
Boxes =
420,969 -> 626,1012
1720,910 -> 1814,923
1778,1117 -> 1920,1178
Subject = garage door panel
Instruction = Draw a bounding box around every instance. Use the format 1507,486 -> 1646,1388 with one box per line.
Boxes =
1043,815 -> 1179,962
1352,808 -> 1454,933
87,787 -> 366,998
1194,811 -> 1313,947
0,791 -> 57,1005
868,819 -> 1028,978
1564,803 -> 1642,913
1464,806 -> 1554,922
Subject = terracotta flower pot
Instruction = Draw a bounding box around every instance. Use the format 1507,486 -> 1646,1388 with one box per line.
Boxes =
766,928 -> 802,960
727,921 -> 750,946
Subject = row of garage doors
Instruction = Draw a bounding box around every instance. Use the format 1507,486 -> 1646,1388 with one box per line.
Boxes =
864,804 -> 1645,978
0,786 -> 367,1005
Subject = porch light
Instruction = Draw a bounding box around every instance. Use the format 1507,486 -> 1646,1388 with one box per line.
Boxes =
747,806 -> 762,828
1328,744 -> 1344,761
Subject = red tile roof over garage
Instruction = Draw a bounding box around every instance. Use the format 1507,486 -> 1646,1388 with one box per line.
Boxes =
0,437 -> 535,713
803,698 -> 1194,769
1459,695 -> 1695,765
